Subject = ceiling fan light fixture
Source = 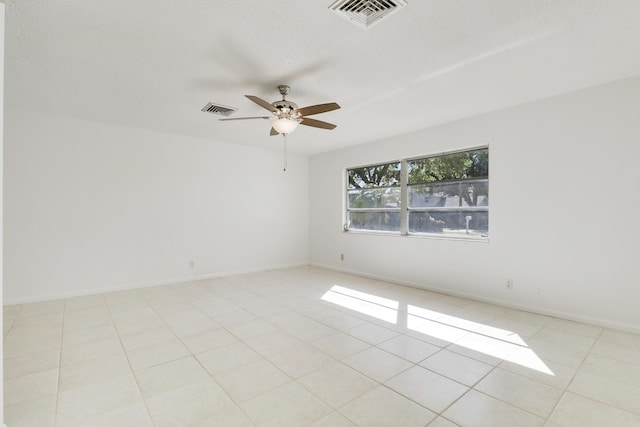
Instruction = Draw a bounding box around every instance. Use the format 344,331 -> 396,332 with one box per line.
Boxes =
221,86 -> 340,137
272,117 -> 300,135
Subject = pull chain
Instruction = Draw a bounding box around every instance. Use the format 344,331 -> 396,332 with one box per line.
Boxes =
283,134 -> 288,172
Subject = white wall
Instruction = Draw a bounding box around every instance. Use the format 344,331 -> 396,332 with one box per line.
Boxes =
4,109 -> 309,303
1,3 -> 6,424
310,75 -> 640,332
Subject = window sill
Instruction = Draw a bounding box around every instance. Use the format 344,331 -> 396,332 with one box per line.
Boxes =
343,229 -> 490,243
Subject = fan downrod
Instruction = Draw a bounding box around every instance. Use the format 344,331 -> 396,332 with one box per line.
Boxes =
277,85 -> 291,100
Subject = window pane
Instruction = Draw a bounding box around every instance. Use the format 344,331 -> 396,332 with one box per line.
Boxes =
408,148 -> 488,185
409,211 -> 488,236
345,147 -> 488,238
408,180 -> 488,208
348,211 -> 400,232
348,162 -> 401,189
348,187 -> 401,209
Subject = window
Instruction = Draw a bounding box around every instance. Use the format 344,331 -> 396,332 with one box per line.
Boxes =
346,147 -> 489,239
347,161 -> 401,232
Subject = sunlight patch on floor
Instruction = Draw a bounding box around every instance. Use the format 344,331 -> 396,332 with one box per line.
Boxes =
321,286 -> 554,375
321,285 -> 399,324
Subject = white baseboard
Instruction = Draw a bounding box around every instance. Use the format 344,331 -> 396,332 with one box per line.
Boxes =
3,262 -> 309,305
310,262 -> 640,335
7,261 -> 638,335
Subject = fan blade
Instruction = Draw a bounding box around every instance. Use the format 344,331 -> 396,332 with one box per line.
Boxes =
246,95 -> 278,113
270,127 -> 279,136
295,102 -> 340,117
219,116 -> 271,121
300,117 -> 337,130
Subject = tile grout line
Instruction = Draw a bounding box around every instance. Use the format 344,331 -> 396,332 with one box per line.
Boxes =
379,328 -> 574,423
546,326 -> 640,421
241,283 -> 481,424
201,278 -> 384,426
545,325 -> 605,424
209,277 -> 352,426
2,304 -> 22,345
397,346 -> 502,421
146,284 -> 261,426
455,325 -> 608,425
429,315 -> 589,421
201,280 -> 339,425
446,345 -> 556,423
53,300 -> 66,427
103,292 -> 157,427
8,269 -> 640,427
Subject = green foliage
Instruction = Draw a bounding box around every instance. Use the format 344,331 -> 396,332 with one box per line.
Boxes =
408,149 -> 488,184
348,162 -> 401,189
408,149 -> 488,207
347,161 -> 401,231
348,188 -> 401,209
346,149 -> 489,229
347,150 -> 487,190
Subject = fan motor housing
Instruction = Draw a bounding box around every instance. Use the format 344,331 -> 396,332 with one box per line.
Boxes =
272,100 -> 299,116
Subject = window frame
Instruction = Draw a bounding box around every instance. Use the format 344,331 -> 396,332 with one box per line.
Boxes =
345,160 -> 402,234
344,146 -> 489,240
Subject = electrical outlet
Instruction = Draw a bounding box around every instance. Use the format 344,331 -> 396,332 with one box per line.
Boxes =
506,279 -> 513,290
340,254 -> 344,261
189,260 -> 195,268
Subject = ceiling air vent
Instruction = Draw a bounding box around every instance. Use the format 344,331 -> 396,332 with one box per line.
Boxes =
201,102 -> 237,117
329,0 -> 407,29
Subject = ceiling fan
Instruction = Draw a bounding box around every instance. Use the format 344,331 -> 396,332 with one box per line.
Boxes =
220,85 -> 340,136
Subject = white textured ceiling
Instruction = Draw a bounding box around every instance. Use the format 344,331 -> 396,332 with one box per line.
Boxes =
6,0 -> 640,155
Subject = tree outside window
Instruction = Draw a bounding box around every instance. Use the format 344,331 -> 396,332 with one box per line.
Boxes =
346,147 -> 488,238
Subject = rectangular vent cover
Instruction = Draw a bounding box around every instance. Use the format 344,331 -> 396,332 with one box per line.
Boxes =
201,102 -> 237,117
330,0 -> 407,29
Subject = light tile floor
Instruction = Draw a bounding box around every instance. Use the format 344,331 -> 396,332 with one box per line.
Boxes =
4,266 -> 640,427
